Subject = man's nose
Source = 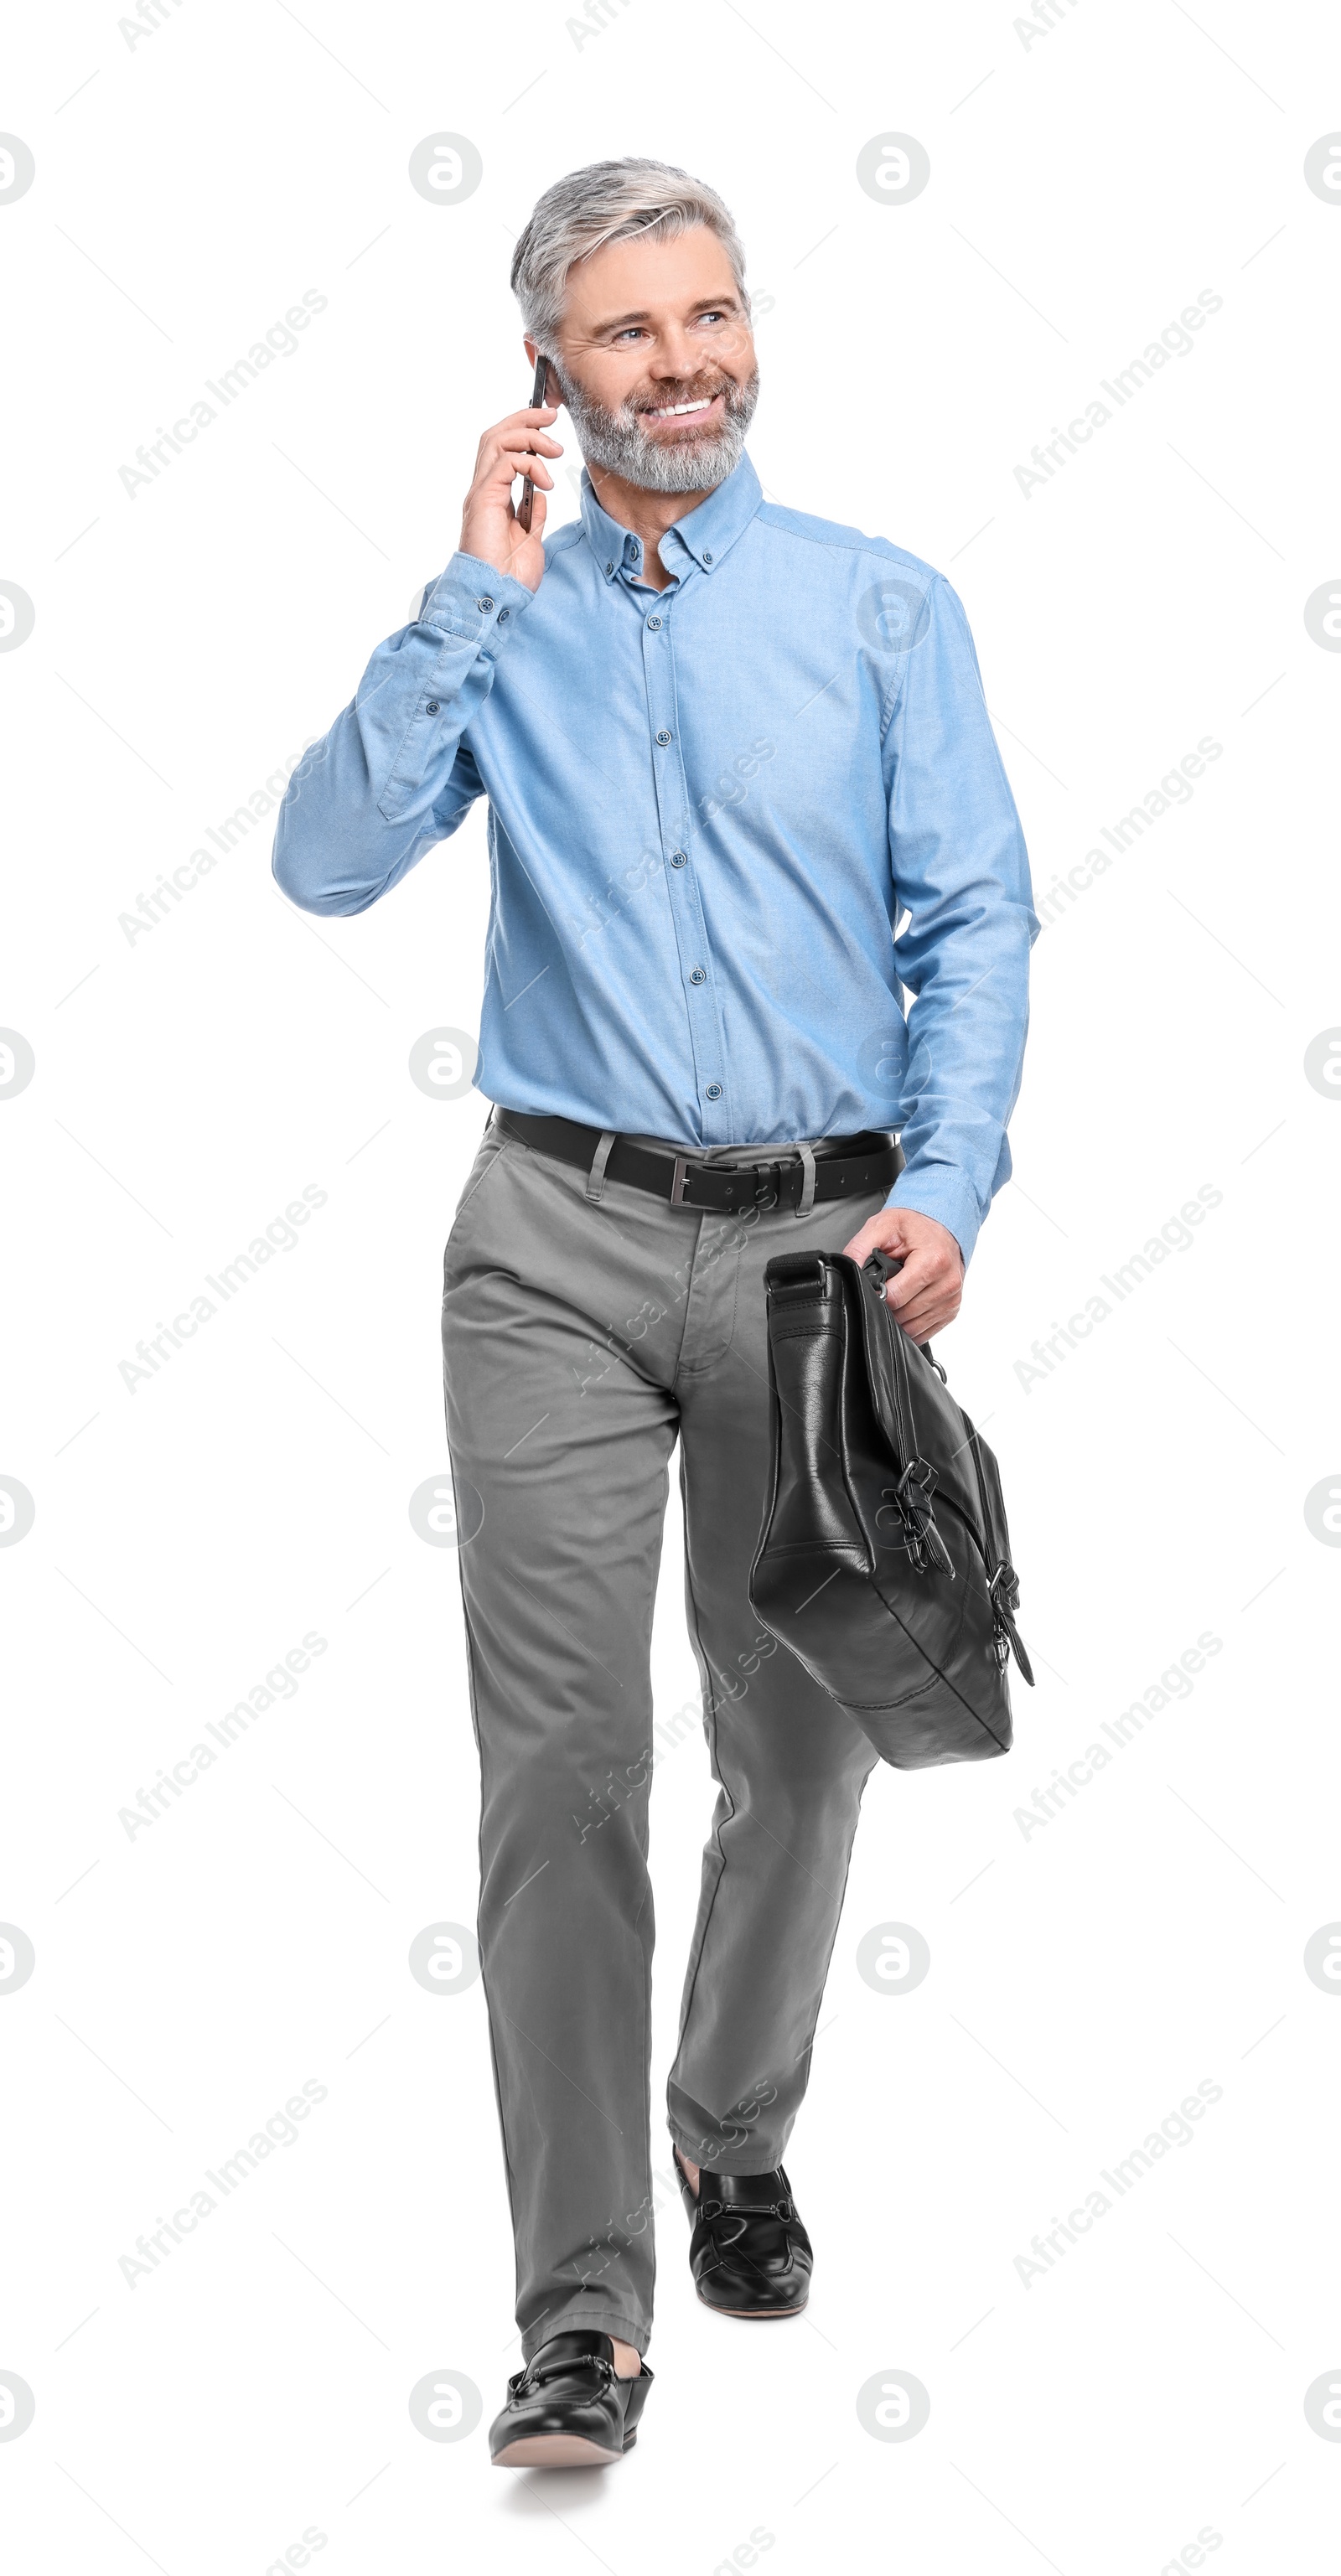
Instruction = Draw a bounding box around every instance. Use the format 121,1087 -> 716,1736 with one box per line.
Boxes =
650,326 -> 699,380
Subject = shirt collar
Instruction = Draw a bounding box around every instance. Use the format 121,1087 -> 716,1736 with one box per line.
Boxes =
580,450 -> 762,585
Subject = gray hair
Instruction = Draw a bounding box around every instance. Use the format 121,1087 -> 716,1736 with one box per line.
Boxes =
510,158 -> 748,353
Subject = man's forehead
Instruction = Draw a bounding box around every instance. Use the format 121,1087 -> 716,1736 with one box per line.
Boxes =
562,230 -> 741,332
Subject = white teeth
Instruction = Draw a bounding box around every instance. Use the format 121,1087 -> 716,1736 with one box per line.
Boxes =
648,397 -> 713,419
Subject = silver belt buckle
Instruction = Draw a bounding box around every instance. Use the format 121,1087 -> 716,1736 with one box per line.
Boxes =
669,1152 -> 691,1206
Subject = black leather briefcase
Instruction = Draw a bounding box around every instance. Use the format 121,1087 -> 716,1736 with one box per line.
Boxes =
749,1248 -> 1032,1770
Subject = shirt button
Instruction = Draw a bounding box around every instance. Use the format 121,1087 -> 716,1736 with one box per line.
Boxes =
477,596 -> 494,613
647,615 -> 662,630
702,551 -> 713,565
606,560 -> 614,574
425,700 -> 441,715
669,851 -> 687,867
705,1083 -> 722,1101
497,607 -> 510,623
689,966 -> 707,985
655,728 -> 672,746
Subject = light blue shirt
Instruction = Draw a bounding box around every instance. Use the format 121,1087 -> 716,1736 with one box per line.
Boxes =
272,452 -> 1036,1263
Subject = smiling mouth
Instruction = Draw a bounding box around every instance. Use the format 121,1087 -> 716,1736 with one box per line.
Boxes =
640,392 -> 723,425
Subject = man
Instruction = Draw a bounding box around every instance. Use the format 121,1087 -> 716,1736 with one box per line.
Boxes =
273,157 -> 1036,2470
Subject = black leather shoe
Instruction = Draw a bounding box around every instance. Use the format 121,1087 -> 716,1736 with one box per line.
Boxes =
489,2330 -> 653,2468
675,2151 -> 813,2317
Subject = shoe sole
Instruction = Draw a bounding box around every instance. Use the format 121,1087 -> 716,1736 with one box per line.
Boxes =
492,2432 -> 631,2469
702,2299 -> 807,2318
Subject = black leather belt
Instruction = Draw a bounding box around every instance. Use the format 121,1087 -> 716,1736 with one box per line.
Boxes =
494,1110 -> 902,1214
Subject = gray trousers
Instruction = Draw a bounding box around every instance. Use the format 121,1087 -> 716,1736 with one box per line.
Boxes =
440,1110 -> 893,2361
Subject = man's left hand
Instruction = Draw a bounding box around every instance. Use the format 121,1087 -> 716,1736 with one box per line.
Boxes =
841,1206 -> 966,1342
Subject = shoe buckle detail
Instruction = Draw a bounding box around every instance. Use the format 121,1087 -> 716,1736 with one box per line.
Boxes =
522,2350 -> 614,2397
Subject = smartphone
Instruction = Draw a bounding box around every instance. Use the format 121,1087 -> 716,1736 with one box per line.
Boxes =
516,354 -> 550,535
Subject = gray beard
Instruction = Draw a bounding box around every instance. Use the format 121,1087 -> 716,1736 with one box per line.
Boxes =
552,362 -> 759,495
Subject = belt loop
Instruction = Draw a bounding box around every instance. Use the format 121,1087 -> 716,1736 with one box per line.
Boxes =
586,1130 -> 618,1203
795,1142 -> 817,1218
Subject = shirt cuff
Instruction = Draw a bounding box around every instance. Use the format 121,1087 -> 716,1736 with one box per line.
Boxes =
884,1166 -> 983,1271
418,551 -> 534,649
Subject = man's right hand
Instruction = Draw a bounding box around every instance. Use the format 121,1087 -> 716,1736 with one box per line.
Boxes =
458,401 -> 563,594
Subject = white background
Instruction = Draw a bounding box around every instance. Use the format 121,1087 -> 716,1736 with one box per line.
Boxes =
3,2 -> 1339,2568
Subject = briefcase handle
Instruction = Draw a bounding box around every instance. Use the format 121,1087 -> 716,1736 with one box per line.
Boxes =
861,1247 -> 945,1372
764,1249 -> 937,1366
